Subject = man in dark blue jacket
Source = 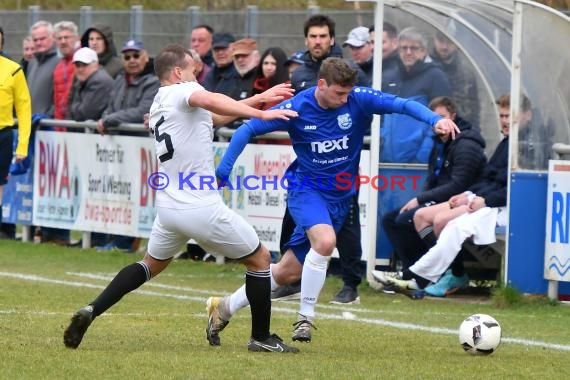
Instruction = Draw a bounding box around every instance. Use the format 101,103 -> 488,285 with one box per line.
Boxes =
382,96 -> 486,278
381,27 -> 452,163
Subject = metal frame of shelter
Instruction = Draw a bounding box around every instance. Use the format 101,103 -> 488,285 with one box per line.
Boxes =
357,0 -> 570,298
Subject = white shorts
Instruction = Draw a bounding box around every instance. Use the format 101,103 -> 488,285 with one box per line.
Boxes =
147,201 -> 261,261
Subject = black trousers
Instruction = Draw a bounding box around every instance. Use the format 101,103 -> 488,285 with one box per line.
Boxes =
280,195 -> 364,290
381,206 -> 427,271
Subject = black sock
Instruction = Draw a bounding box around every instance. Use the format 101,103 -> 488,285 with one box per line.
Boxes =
451,255 -> 465,277
418,226 -> 437,248
90,261 -> 150,318
245,269 -> 271,341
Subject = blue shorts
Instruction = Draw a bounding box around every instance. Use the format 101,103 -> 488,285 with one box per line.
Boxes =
284,189 -> 351,264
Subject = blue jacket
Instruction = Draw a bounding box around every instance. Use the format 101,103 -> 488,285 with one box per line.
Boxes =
380,58 -> 452,163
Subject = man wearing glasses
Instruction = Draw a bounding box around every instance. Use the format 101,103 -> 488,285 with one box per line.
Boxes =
381,27 -> 452,163
96,39 -> 159,136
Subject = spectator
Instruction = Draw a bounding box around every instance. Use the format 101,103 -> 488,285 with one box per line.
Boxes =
381,96 -> 486,286
95,39 -> 160,253
41,20 -> 81,245
27,20 -> 59,116
343,26 -> 374,83
67,47 -> 114,122
381,22 -> 400,78
0,55 -> 31,239
291,14 -> 369,92
53,21 -> 80,121
285,50 -> 304,79
432,31 -> 480,128
187,47 -> 211,86
252,47 -> 290,109
380,26 -> 452,163
190,24 -> 214,68
80,24 -> 123,79
21,36 -> 35,76
203,32 -> 236,93
96,39 -> 159,136
221,38 -> 260,102
515,95 -> 552,170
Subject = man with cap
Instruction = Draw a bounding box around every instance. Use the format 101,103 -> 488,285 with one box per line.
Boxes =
343,26 -> 374,83
95,39 -> 159,253
68,47 -> 114,122
96,39 -> 159,135
203,32 -> 237,94
285,51 -> 304,78
225,38 -> 260,101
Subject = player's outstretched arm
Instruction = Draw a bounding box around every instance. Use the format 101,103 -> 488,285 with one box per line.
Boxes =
189,90 -> 297,126
241,83 -> 295,109
215,123 -> 256,181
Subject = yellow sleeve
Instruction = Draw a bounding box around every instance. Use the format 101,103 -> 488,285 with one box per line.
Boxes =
13,68 -> 32,157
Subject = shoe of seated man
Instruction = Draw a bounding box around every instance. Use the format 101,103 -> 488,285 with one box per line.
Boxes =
63,305 -> 94,349
271,283 -> 301,301
424,270 -> 469,297
247,333 -> 299,353
371,270 -> 400,294
330,286 -> 360,304
205,296 -> 230,346
292,314 -> 317,342
373,270 -> 425,300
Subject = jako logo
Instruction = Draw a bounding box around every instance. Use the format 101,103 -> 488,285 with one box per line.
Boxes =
310,136 -> 349,153
304,125 -> 317,130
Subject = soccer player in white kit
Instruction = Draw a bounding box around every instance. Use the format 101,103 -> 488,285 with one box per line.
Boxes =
64,44 -> 299,353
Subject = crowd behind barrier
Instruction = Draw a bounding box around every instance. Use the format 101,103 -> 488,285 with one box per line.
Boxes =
2,3 -> 570,298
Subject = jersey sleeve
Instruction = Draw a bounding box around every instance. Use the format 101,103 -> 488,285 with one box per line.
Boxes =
353,87 -> 442,127
216,117 -> 290,179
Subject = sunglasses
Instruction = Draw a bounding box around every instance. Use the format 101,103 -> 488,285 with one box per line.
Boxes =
73,62 -> 88,68
123,53 -> 141,61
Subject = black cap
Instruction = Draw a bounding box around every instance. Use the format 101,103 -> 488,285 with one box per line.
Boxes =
212,32 -> 236,49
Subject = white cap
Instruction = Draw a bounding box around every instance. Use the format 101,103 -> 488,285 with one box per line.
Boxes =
72,47 -> 98,64
343,26 -> 370,48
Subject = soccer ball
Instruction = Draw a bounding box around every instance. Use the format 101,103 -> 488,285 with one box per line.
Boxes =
458,314 -> 501,355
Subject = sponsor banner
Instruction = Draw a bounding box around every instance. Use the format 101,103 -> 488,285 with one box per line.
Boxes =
31,132 -> 370,257
544,160 -> 570,281
2,161 -> 34,225
32,131 -> 156,237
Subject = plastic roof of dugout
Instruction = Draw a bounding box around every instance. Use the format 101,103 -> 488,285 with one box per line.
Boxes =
374,0 -> 570,169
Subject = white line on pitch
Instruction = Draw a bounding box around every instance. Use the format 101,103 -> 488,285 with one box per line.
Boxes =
2,271 -> 570,352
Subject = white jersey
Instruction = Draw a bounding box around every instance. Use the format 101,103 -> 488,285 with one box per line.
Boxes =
149,81 -> 220,208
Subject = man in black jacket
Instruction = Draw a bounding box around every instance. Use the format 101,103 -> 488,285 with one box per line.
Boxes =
382,96 -> 486,277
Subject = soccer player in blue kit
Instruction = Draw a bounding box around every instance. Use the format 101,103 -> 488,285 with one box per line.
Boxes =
207,57 -> 460,344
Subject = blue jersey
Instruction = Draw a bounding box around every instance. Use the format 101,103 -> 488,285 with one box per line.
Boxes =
216,86 -> 442,201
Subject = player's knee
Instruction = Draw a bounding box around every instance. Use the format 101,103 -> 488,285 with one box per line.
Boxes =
413,208 -> 428,229
244,245 -> 270,270
313,237 -> 335,255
